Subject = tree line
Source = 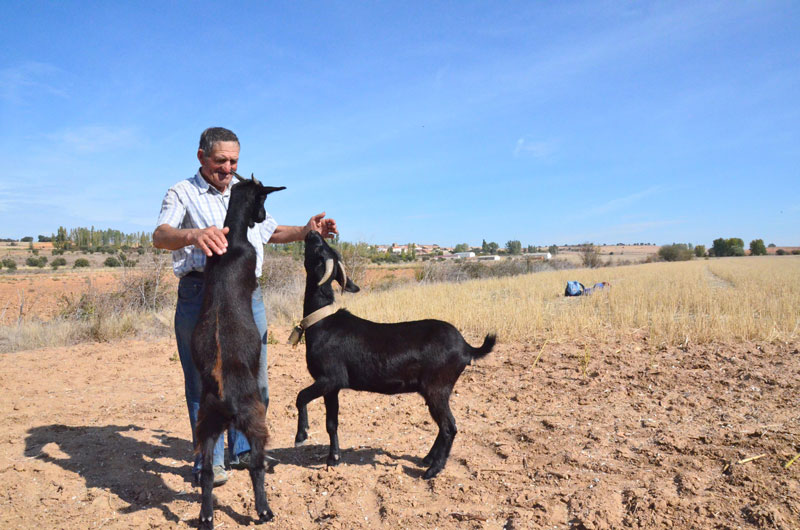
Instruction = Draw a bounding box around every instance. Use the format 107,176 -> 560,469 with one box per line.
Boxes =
50,226 -> 153,250
657,238 -> 790,262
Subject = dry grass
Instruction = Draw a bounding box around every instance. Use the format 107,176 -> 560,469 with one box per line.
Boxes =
2,255 -> 798,353
341,256 -> 800,346
0,261 -> 174,353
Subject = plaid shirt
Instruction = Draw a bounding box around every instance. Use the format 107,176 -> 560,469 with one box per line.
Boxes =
156,171 -> 278,278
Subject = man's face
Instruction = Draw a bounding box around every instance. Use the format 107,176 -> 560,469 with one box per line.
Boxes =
197,141 -> 240,192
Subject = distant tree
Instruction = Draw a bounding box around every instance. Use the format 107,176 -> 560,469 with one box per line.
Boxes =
768,243 -> 776,248
21,236 -> 33,242
547,244 -> 559,255
658,243 -> 693,262
486,241 -> 499,254
694,245 -> 706,258
37,235 -> 52,242
749,239 -> 767,256
54,226 -> 68,249
580,243 -> 601,268
453,243 -> 470,253
712,237 -> 745,257
506,240 -> 522,255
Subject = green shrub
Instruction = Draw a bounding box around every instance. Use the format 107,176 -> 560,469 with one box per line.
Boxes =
26,256 -> 48,268
2,258 -> 17,270
694,245 -> 706,258
51,257 -> 67,269
104,256 -> 121,267
73,258 -> 90,268
658,243 -> 693,262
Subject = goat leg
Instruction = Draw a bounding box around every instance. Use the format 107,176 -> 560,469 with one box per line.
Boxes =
198,436 -> 217,530
324,391 -> 341,466
423,393 -> 457,479
239,400 -> 273,523
422,431 -> 445,467
295,378 -> 337,447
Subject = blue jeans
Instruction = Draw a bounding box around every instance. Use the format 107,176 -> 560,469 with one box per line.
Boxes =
175,275 -> 269,472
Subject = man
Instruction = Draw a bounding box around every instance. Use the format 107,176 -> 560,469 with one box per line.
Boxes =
153,127 -> 337,486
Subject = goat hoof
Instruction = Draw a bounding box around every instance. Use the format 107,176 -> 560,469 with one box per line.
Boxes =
198,514 -> 214,529
256,508 -> 274,523
423,466 -> 443,480
421,455 -> 433,467
326,455 -> 340,467
294,437 -> 309,447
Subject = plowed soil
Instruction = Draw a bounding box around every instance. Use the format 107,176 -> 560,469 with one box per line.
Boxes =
1,331 -> 798,529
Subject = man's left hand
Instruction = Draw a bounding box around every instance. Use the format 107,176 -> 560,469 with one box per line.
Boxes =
307,212 -> 338,238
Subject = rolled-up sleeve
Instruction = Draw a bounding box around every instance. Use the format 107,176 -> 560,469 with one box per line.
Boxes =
157,188 -> 185,228
258,212 -> 278,244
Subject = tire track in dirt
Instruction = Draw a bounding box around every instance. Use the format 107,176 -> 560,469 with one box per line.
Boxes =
704,266 -> 734,289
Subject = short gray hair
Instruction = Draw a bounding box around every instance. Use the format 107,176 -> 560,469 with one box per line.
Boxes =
199,127 -> 239,155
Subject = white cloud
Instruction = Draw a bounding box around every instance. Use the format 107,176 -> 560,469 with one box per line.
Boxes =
0,62 -> 68,104
573,187 -> 662,219
51,125 -> 138,153
514,137 -> 557,159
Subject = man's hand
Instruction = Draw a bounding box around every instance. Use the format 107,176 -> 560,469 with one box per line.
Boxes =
306,212 -> 338,239
190,226 -> 230,256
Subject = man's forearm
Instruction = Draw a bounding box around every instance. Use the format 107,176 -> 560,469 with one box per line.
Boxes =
268,225 -> 308,244
153,224 -> 195,251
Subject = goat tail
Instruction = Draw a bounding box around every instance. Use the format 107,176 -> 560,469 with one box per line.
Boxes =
468,333 -> 496,360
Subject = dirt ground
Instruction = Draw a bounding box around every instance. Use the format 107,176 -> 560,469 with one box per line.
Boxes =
1,329 -> 798,529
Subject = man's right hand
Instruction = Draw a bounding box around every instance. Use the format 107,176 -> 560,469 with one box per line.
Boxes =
190,226 -> 230,256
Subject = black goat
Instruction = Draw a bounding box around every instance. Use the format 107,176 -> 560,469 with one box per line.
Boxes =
293,230 -> 495,479
191,174 -> 284,528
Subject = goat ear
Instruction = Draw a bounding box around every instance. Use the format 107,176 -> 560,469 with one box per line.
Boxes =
260,185 -> 286,196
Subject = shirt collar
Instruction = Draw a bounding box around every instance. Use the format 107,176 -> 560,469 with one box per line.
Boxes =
192,170 -> 232,197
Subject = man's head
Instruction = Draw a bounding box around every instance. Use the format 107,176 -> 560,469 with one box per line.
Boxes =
197,127 -> 240,192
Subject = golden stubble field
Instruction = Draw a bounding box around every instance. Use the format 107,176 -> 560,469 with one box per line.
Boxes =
0,256 -> 798,529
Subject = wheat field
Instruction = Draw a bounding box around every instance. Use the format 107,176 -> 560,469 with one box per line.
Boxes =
341,256 -> 800,346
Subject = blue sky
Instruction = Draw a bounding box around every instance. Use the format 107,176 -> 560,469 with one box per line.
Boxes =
1,1 -> 798,247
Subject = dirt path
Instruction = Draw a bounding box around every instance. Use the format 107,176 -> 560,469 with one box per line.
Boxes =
1,332 -> 798,529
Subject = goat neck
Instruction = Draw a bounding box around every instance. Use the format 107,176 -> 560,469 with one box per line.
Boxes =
303,272 -> 336,318
222,183 -> 258,247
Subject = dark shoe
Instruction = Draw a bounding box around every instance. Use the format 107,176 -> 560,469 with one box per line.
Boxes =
231,451 -> 280,472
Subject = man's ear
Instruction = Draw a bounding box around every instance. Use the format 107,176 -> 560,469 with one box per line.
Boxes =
197,149 -> 205,164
